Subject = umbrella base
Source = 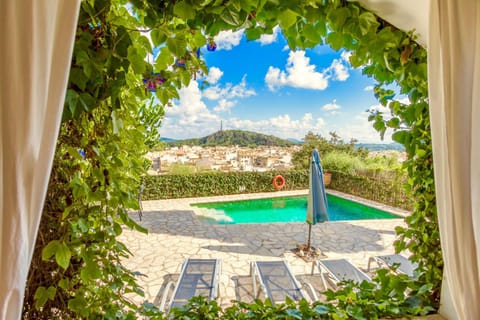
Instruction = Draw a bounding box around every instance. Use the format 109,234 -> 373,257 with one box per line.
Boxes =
292,244 -> 327,262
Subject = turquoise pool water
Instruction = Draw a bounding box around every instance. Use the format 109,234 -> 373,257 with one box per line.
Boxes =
192,194 -> 400,224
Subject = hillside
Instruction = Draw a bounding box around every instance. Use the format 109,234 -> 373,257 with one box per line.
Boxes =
167,130 -> 297,147
356,142 -> 405,151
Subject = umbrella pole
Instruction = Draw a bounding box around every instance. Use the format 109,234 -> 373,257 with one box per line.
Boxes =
307,224 -> 312,250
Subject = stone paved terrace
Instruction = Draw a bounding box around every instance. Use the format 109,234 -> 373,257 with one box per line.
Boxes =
119,189 -> 411,309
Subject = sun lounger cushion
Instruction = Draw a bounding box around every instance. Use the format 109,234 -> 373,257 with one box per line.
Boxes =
162,258 -> 221,310
251,261 -> 306,303
368,254 -> 417,277
316,258 -> 371,289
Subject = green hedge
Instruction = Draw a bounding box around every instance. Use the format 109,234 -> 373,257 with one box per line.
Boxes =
329,171 -> 413,210
142,170 -> 413,211
142,170 -> 309,200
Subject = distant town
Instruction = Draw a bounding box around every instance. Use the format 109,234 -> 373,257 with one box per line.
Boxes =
147,145 -> 302,174
147,130 -> 406,174
147,145 -> 405,174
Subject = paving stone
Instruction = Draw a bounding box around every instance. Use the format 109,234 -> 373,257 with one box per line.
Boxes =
118,190 -> 407,309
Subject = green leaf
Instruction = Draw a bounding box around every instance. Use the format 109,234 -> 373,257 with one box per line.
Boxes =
55,242 -> 71,270
305,8 -> 323,23
68,296 -> 87,314
34,286 -> 56,309
58,278 -> 69,290
328,7 -> 350,29
221,6 -> 241,25
245,27 -> 263,40
155,46 -> 174,70
77,218 -> 88,233
167,37 -> 187,57
327,32 -> 344,50
62,206 -> 74,220
150,29 -> 167,46
229,0 -> 241,11
65,89 -> 79,118
303,24 -> 320,42
81,261 -> 102,282
78,93 -> 95,113
192,31 -> 207,49
278,9 -> 298,29
238,0 -> 251,11
127,46 -> 146,74
416,148 -> 426,158
373,120 -> 386,132
174,1 -> 195,19
386,117 -> 400,128
113,222 -> 123,236
358,12 -> 379,35
46,286 -> 56,299
116,26 -> 132,58
69,68 -> 88,91
42,240 -> 60,261
392,130 -> 410,144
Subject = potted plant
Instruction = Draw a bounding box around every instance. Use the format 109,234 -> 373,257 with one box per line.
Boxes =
323,172 -> 332,187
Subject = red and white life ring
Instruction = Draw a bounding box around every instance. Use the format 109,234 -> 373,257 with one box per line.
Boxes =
273,175 -> 286,190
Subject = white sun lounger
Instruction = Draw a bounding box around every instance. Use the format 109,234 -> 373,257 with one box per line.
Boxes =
160,258 -> 221,311
313,258 -> 371,289
367,254 -> 418,277
250,260 -> 317,304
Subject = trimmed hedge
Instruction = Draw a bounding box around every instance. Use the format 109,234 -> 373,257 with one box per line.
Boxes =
329,171 -> 413,210
142,170 -> 308,200
142,170 -> 413,211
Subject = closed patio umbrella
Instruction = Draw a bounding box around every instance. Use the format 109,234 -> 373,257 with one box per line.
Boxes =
306,149 -> 329,250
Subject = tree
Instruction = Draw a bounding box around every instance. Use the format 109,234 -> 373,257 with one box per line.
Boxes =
292,131 -> 367,170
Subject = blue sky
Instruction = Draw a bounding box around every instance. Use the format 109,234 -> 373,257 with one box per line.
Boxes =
159,28 -> 393,143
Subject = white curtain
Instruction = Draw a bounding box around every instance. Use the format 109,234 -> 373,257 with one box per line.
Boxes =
429,1 -> 480,319
0,1 -> 80,319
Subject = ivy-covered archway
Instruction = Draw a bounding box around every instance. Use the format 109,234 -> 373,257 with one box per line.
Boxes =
23,1 -> 441,318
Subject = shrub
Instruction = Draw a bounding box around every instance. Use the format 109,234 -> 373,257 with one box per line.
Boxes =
322,151 -> 365,174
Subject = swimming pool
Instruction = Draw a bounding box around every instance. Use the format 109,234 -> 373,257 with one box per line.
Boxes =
192,194 -> 400,224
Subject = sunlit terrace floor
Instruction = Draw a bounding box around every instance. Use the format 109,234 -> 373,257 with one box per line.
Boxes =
119,189 -> 422,310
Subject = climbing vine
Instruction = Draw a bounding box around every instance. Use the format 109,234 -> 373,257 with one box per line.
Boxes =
24,0 -> 440,318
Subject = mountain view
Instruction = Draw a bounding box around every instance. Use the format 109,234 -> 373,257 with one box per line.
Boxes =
166,130 -> 296,147
162,130 -> 404,151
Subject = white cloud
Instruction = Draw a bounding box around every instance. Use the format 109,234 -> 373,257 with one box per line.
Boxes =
328,59 -> 350,81
367,103 -> 390,114
398,96 -> 410,104
225,113 -> 327,140
265,51 -> 329,91
214,30 -> 244,50
341,102 -> 398,143
213,99 -> 237,113
324,52 -> 351,82
230,76 -> 256,98
337,111 -> 394,143
322,100 -> 341,112
160,103 -> 389,142
315,118 -> 326,128
257,26 -> 280,45
340,51 -> 352,62
160,81 -> 220,138
206,67 -> 223,84
203,75 -> 256,101
203,87 -> 222,100
364,85 -> 374,91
